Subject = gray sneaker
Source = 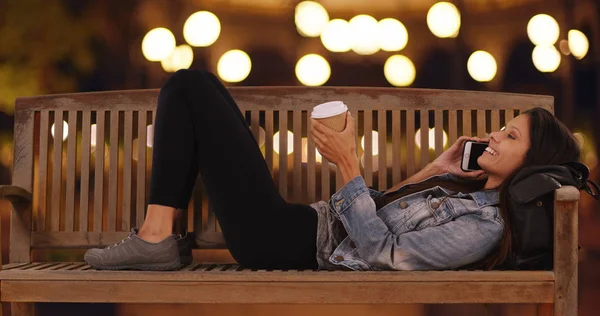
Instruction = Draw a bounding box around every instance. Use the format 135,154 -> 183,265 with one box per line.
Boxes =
84,228 -> 181,271
176,231 -> 195,266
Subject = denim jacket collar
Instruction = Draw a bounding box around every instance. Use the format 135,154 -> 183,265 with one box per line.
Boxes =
467,190 -> 500,208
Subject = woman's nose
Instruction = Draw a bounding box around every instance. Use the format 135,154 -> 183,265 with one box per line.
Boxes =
490,131 -> 501,142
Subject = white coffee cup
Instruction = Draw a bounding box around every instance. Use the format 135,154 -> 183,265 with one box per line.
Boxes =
311,101 -> 348,132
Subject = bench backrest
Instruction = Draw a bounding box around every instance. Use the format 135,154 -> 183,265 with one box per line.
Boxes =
10,87 -> 553,260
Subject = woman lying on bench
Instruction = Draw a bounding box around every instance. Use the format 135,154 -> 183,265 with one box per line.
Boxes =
84,69 -> 581,271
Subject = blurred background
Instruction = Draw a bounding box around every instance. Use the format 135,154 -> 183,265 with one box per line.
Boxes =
0,0 -> 598,315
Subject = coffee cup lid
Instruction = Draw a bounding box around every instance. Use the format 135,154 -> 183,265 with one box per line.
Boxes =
311,101 -> 348,118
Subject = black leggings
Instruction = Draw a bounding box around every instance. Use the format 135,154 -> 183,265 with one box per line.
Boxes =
148,69 -> 319,269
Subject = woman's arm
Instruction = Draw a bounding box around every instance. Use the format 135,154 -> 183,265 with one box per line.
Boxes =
383,136 -> 489,194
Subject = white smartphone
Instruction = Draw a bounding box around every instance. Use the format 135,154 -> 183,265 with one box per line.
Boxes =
461,141 -> 488,172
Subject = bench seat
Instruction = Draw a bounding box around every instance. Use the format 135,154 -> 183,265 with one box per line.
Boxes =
1,263 -> 555,304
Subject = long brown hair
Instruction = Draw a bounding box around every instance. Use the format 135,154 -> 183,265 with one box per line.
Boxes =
475,107 -> 581,270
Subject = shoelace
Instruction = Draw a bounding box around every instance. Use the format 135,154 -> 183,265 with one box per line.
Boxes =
107,235 -> 132,249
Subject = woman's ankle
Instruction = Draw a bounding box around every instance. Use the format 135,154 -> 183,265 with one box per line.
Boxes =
137,204 -> 178,242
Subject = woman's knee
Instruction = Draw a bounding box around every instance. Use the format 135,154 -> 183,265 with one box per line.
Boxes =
161,69 -> 216,92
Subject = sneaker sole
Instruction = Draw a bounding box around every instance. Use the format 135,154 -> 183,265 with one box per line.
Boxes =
86,260 -> 182,271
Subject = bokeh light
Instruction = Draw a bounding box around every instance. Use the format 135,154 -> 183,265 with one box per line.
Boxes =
142,27 -> 176,62
217,49 -> 252,83
384,55 -> 416,87
50,121 -> 69,141
568,29 -> 589,60
161,45 -> 194,72
301,137 -> 323,163
527,14 -> 560,46
467,50 -> 497,82
295,54 -> 331,86
377,18 -> 408,52
295,1 -> 329,37
146,125 -> 154,147
415,128 -> 449,150
321,19 -> 353,53
427,2 -> 461,38
273,130 -> 294,155
532,45 -> 561,73
360,154 -> 379,172
360,131 -> 380,155
349,15 -> 380,55
183,11 -> 221,47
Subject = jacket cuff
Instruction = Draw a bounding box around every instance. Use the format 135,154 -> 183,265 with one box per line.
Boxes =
329,176 -> 369,215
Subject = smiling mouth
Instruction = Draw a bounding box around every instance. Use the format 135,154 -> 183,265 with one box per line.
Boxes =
485,147 -> 499,156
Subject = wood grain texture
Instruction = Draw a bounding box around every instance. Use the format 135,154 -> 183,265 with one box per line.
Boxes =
1,280 -> 554,304
0,264 -> 555,282
108,111 -> 119,231
37,110 -> 49,232
553,187 -> 579,316
122,111 -> 133,231
50,111 -> 63,231
293,110 -> 302,202
93,110 -> 105,231
15,88 -> 554,112
391,110 -> 401,185
65,110 -> 77,231
420,110 -> 429,169
279,110 -> 288,200
10,107 -> 35,263
136,111 -> 147,228
378,110 -> 387,190
406,109 -> 415,176
79,111 -> 91,232
364,110 -> 373,187
0,186 -> 31,202
10,303 -> 34,316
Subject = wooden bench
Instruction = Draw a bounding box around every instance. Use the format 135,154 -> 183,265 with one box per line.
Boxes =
0,88 -> 578,316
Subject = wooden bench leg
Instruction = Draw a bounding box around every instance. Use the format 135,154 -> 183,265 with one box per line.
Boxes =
554,188 -> 579,316
11,303 -> 34,316
537,303 -> 553,316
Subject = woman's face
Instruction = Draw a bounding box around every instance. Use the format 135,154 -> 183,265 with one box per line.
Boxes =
478,114 -> 531,180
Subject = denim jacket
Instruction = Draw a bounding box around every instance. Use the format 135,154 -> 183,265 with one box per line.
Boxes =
310,173 -> 504,271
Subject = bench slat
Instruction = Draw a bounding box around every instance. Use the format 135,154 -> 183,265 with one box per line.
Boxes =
406,109 -> 415,177
94,110 -> 105,231
136,111 -> 147,228
108,110 -> 119,231
378,110 -> 387,190
122,111 -> 133,231
391,110 -> 401,185
293,110 -> 302,201
1,279 -> 554,304
434,110 -> 443,157
51,110 -> 63,231
0,264 -> 555,282
65,110 -> 77,231
279,110 -> 288,200
37,110 -> 50,232
306,116 -> 316,202
420,110 -> 429,170
364,110 -> 373,187
79,111 -> 91,232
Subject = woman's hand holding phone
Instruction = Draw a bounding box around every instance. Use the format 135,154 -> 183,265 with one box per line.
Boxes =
432,136 -> 489,179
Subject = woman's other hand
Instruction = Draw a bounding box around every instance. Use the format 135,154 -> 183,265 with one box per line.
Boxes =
432,136 -> 489,179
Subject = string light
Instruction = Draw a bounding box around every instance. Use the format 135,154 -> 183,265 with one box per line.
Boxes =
467,51 -> 497,82
183,11 -> 221,47
142,28 -> 176,62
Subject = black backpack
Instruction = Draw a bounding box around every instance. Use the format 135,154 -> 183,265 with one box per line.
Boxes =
499,162 -> 599,270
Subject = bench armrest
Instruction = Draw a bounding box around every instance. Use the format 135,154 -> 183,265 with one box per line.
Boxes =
555,185 -> 580,202
0,185 -> 32,203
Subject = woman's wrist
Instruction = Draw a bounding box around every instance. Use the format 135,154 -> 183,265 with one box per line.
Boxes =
339,155 -> 361,184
